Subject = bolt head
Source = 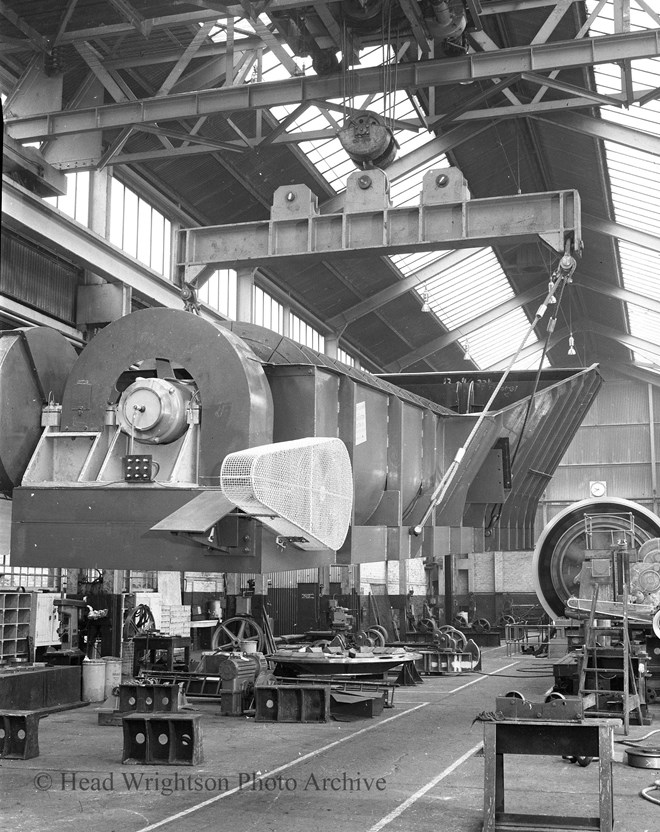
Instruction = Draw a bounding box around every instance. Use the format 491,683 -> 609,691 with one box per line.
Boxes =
357,175 -> 372,190
286,191 -> 296,202
436,174 -> 449,188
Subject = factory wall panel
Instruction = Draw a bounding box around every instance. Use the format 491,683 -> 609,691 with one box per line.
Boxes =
267,586 -> 297,635
538,379 -> 660,530
580,381 -> 648,426
502,551 -> 535,593
471,551 -> 534,595
561,424 -> 650,465
547,465 -> 653,501
1,231 -> 79,324
473,551 -> 495,593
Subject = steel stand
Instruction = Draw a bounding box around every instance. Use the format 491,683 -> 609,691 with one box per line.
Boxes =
483,719 -> 614,832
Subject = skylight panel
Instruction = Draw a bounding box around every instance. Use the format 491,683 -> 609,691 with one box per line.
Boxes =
619,241 -> 660,297
421,249 -> 514,330
510,349 -> 552,372
467,309 -> 542,370
627,307 -> 660,366
586,1 -> 660,365
391,250 -> 447,273
618,242 -> 660,363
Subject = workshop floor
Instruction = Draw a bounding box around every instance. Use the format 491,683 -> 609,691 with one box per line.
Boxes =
1,644 -> 658,832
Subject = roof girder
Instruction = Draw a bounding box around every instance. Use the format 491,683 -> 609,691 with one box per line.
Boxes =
6,29 -> 660,143
532,111 -> 660,157
583,214 -> 660,254
575,276 -> 660,317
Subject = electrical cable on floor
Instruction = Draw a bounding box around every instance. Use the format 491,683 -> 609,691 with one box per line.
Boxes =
615,728 -> 660,744
640,781 -> 660,806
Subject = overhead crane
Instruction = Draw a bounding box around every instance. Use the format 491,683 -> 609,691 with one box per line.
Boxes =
3,167 -> 599,579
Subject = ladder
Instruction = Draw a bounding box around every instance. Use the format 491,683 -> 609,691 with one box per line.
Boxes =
577,583 -> 643,734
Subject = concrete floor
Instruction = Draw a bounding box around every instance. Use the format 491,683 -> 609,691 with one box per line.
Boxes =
1,645 -> 659,832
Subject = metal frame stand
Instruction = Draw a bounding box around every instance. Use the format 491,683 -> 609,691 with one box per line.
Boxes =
483,719 -> 614,832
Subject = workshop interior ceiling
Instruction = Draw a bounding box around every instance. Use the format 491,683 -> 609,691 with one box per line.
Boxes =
2,1 -> 660,384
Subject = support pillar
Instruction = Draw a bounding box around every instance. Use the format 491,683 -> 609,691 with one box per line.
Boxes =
236,267 -> 255,323
325,333 -> 338,360
444,554 -> 454,626
318,566 -> 331,596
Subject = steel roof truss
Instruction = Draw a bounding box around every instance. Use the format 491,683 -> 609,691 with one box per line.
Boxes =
156,21 -> 217,97
576,277 -> 660,318
583,213 -> 660,254
8,29 -> 660,143
532,112 -> 660,157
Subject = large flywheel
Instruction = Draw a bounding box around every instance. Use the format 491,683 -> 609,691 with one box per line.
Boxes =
533,498 -> 660,620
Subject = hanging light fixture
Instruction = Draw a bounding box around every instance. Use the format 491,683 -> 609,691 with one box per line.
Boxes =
421,286 -> 431,313
566,292 -> 576,355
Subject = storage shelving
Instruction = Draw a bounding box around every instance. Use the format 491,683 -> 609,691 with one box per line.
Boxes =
0,593 -> 32,660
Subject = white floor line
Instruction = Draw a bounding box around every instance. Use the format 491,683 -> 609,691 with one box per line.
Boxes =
363,659 -> 521,832
440,659 -> 520,695
365,742 -> 484,832
133,702 -> 429,832
395,659 -> 521,703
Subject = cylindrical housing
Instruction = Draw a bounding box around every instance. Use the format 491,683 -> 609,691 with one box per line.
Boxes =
117,377 -> 193,444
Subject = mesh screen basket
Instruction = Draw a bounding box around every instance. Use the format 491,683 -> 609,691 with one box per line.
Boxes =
220,438 -> 353,550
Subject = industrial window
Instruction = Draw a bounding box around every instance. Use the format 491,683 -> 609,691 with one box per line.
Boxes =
109,178 -> 172,279
0,557 -> 61,591
126,572 -> 158,592
44,170 -> 90,226
337,347 -> 356,367
253,285 -> 285,334
197,269 -> 237,319
290,311 -> 324,353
